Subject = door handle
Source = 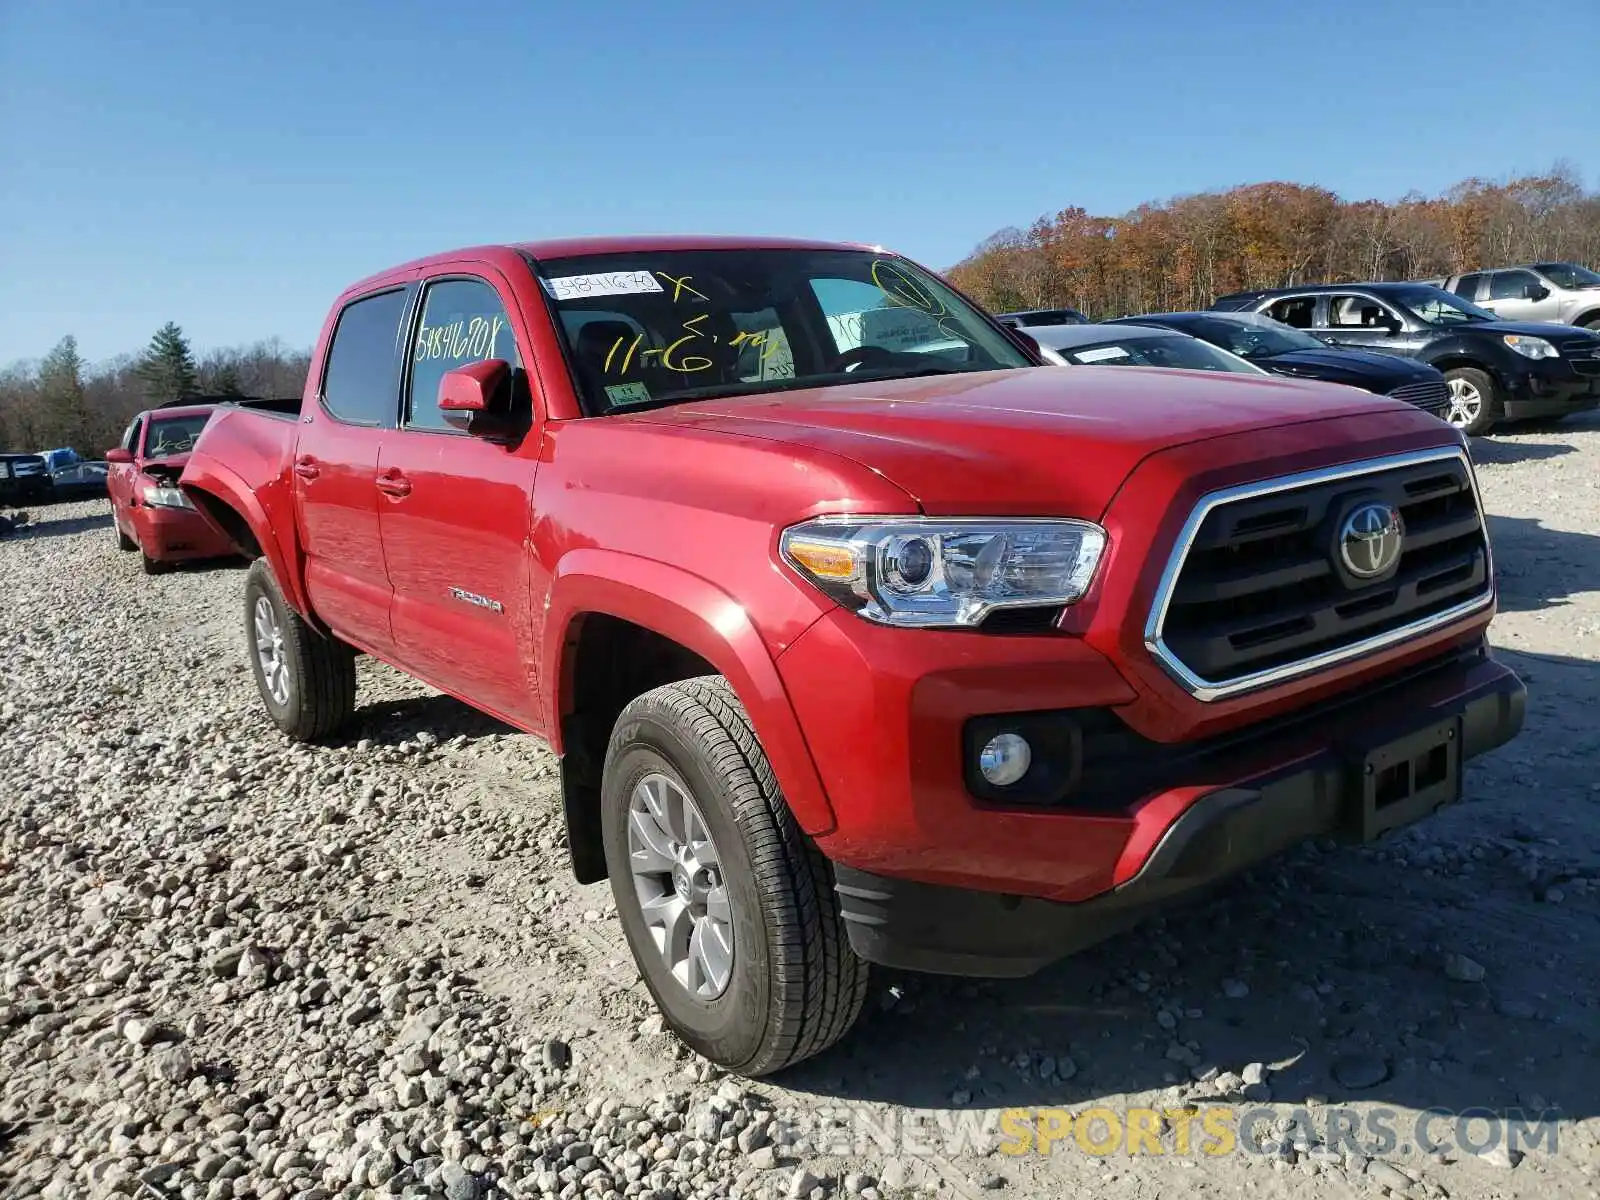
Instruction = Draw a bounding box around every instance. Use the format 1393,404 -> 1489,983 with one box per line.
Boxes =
293,456 -> 321,481
375,471 -> 412,499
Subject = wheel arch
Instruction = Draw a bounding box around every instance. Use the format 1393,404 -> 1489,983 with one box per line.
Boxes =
545,549 -> 837,883
181,457 -> 312,620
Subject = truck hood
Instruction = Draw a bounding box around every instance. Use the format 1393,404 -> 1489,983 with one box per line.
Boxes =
628,367 -> 1421,517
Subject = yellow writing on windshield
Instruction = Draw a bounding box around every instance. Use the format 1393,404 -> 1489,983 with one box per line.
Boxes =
655,271 -> 709,303
730,329 -> 783,360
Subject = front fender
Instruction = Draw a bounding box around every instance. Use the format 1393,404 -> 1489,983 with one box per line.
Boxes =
182,453 -> 311,619
544,548 -> 837,836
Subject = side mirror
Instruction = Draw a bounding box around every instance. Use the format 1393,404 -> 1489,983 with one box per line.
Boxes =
105,448 -> 133,464
438,360 -> 519,440
1524,284 -> 1550,301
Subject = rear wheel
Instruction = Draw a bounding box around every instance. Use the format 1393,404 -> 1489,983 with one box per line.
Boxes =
601,676 -> 868,1076
243,558 -> 356,740
1442,367 -> 1498,436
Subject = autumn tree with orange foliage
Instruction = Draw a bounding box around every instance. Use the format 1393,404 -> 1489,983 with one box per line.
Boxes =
946,165 -> 1600,319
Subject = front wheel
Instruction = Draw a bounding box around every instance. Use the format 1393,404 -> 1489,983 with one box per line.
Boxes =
243,558 -> 356,741
601,676 -> 868,1076
1442,367 -> 1499,436
115,518 -> 136,552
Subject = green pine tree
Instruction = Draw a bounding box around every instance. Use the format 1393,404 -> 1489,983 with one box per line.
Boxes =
137,322 -> 199,403
38,335 -> 92,452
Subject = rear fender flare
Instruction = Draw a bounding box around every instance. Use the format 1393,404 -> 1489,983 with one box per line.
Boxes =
182,455 -> 312,620
545,548 -> 837,836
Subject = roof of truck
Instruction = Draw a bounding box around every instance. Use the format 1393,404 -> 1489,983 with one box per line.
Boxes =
343,236 -> 883,294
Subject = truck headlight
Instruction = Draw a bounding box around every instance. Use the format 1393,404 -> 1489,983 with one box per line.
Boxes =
141,481 -> 193,509
780,516 -> 1107,628
1503,334 -> 1559,360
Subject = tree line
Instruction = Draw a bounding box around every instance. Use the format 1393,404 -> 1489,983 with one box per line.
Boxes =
0,324 -> 311,457
945,164 -> 1600,319
5,163 -> 1597,456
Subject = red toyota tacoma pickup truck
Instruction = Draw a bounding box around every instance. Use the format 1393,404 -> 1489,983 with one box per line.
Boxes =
181,236 -> 1524,1075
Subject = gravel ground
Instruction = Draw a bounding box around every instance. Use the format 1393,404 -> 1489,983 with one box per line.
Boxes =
4,414 -> 1600,1200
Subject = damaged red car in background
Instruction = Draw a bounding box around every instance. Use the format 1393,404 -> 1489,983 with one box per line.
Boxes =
106,402 -> 238,574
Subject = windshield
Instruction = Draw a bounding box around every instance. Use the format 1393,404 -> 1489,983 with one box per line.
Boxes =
536,248 -> 1031,414
1536,263 -> 1600,290
1046,334 -> 1263,373
144,414 -> 211,458
1161,313 -> 1326,358
1388,285 -> 1496,326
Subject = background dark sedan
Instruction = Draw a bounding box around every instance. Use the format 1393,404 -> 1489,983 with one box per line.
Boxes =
1022,322 -> 1267,373
1107,311 -> 1449,419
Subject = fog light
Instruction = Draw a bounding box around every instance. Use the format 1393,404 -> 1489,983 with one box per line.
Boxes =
978,733 -> 1032,787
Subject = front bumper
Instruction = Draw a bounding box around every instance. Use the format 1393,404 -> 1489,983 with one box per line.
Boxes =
830,644 -> 1523,976
1502,358 -> 1600,419
130,503 -> 238,562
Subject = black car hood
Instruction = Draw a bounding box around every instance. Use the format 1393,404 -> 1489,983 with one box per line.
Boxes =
1467,320 -> 1600,347
1255,347 -> 1438,388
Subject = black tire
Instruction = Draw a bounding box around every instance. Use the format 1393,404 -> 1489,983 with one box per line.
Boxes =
601,676 -> 868,1076
1579,314 -> 1600,331
141,550 -> 173,575
243,557 -> 356,741
1442,366 -> 1499,436
116,524 -> 136,551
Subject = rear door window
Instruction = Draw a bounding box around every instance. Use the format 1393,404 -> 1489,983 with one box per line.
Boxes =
1264,296 -> 1318,328
1451,273 -> 1484,301
321,289 -> 409,426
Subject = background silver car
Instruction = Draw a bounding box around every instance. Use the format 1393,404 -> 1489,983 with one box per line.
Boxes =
1433,263 -> 1600,329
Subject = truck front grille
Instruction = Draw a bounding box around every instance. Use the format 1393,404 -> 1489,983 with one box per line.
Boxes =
1144,448 -> 1492,701
1386,379 -> 1449,415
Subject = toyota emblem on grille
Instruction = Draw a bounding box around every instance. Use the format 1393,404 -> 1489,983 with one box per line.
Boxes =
1339,501 -> 1404,578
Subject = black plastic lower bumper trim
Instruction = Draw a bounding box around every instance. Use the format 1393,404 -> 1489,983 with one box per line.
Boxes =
834,655 -> 1525,978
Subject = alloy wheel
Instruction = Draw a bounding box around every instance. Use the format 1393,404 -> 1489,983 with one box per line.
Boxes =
626,772 -> 735,999
1446,377 -> 1482,429
252,596 -> 291,706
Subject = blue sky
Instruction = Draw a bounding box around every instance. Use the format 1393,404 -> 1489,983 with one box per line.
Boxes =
2,0 -> 1596,365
